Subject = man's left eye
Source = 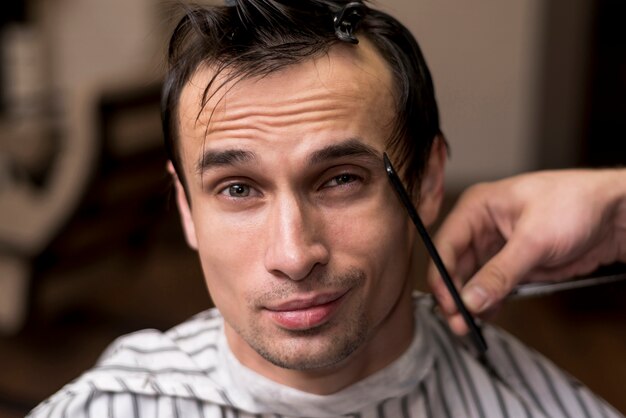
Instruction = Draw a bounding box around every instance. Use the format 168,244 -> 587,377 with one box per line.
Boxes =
325,173 -> 360,188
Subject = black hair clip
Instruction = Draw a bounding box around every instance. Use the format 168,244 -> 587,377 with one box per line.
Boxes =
333,2 -> 367,44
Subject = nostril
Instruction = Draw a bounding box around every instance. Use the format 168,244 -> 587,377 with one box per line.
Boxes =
265,243 -> 329,281
263,198 -> 330,280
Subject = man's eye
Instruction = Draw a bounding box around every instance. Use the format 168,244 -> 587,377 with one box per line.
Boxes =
221,183 -> 251,197
325,173 -> 360,187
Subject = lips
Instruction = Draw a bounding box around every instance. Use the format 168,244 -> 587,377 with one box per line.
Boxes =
264,291 -> 348,331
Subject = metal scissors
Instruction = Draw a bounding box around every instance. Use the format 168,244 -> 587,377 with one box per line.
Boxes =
511,265 -> 626,298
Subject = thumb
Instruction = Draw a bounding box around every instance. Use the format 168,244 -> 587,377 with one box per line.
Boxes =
461,237 -> 540,313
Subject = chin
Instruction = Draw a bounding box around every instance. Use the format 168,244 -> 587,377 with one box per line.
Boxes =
248,315 -> 369,371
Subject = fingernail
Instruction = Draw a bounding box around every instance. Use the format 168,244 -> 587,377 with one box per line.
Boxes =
462,286 -> 489,313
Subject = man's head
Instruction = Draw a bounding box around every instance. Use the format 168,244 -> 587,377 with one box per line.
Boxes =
162,0 -> 446,393
163,0 -> 441,199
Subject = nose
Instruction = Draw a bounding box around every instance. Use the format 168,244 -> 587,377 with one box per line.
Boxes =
264,195 -> 330,281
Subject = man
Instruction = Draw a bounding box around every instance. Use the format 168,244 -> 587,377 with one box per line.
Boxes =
30,1 -> 623,417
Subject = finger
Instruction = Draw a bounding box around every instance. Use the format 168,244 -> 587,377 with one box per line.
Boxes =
427,249 -> 467,316
428,246 -> 478,317
427,202 -> 482,312
445,299 -> 504,337
448,313 -> 470,336
524,242 -> 614,283
461,236 -> 542,314
427,261 -> 458,315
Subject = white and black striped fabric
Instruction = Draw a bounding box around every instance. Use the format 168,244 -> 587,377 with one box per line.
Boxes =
29,294 -> 623,418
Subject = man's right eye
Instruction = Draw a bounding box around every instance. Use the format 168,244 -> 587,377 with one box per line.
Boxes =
220,183 -> 251,198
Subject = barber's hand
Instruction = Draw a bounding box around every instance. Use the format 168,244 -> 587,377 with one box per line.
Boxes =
428,169 -> 626,335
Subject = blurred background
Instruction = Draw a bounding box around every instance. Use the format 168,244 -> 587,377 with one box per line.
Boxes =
0,0 -> 624,416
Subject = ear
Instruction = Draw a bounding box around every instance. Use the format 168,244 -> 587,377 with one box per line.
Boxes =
417,135 -> 447,227
167,161 -> 198,250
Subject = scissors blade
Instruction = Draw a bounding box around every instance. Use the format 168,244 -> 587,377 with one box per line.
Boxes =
511,272 -> 626,298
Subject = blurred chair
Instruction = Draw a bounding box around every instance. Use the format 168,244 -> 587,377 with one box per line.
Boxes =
0,82 -> 164,334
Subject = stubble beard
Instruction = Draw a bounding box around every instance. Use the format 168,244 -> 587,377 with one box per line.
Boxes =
238,268 -> 369,371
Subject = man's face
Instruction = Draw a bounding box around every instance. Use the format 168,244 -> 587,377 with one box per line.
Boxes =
174,40 -> 443,384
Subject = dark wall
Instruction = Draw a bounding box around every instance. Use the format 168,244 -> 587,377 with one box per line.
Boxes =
581,0 -> 626,167
535,0 -> 626,169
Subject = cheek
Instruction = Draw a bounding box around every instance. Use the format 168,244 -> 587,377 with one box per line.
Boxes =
325,190 -> 414,282
192,209 -> 266,314
326,200 -> 414,326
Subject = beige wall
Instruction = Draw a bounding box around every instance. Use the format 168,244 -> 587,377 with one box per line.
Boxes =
37,0 -> 162,92
378,0 -> 545,189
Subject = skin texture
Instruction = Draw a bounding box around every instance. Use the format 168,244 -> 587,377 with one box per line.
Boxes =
171,39 -> 446,394
427,169 -> 626,335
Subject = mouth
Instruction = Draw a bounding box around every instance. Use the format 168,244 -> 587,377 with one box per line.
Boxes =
263,290 -> 349,331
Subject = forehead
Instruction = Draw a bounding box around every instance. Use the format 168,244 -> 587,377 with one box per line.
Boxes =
177,39 -> 396,167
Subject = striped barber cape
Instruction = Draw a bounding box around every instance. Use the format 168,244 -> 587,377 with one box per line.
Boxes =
28,293 -> 623,418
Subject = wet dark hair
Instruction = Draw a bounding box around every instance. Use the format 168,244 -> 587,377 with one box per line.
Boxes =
162,0 -> 441,197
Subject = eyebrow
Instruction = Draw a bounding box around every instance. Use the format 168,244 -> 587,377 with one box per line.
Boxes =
195,138 -> 382,175
196,149 -> 257,174
307,138 -> 382,166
